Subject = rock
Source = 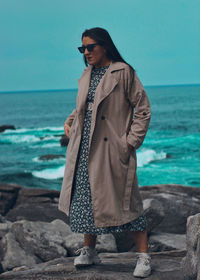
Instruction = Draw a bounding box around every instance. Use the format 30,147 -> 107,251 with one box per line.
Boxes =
113,199 -> 165,253
38,154 -> 65,161
0,215 -> 7,223
62,232 -> 84,256
63,233 -> 117,256
5,185 -> 68,223
0,183 -> 21,216
60,134 -> 69,146
143,198 -> 165,232
6,204 -> 66,223
0,222 -> 12,239
96,234 -> 118,253
0,219 -> 70,272
140,184 -> 200,234
15,186 -> 60,203
0,125 -> 16,133
149,232 -> 186,252
1,232 -> 37,272
112,231 -> 135,253
0,219 -> 118,273
0,250 -> 185,280
50,219 -> 72,235
181,213 -> 200,280
39,134 -> 63,140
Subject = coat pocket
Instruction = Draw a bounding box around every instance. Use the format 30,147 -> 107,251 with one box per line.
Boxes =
119,132 -> 132,164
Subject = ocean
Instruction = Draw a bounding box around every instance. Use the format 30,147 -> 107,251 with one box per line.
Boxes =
0,85 -> 200,191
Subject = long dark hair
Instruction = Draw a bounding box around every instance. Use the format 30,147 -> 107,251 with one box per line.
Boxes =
81,27 -> 135,73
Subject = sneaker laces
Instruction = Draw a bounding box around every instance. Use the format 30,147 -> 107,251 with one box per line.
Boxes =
136,253 -> 151,266
75,246 -> 93,256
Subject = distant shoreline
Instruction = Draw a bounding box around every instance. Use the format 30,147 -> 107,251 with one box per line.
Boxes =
0,83 -> 200,94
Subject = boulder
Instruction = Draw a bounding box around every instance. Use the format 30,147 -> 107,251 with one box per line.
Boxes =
0,125 -> 15,133
5,186 -> 67,223
0,183 -> 20,216
63,233 -> 117,256
38,154 -> 65,161
39,134 -> 63,140
60,134 -> 69,146
0,219 -> 118,273
0,222 -> 12,239
0,219 -> 69,271
112,198 -> 165,253
0,215 -> 7,223
181,213 -> 200,280
149,232 -> 186,252
143,198 -> 165,232
1,232 -> 37,271
140,184 -> 200,234
112,231 -> 135,253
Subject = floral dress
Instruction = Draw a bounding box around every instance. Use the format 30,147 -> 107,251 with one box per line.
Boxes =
69,64 -> 147,234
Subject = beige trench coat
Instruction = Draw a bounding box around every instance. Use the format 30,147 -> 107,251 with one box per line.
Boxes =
58,61 -> 151,227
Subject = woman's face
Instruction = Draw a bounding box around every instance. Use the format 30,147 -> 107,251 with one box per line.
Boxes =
82,36 -> 110,68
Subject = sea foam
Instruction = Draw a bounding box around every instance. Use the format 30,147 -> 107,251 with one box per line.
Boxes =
2,126 -> 63,134
32,165 -> 65,180
137,149 -> 166,167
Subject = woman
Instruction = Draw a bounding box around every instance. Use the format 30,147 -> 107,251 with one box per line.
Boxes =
58,27 -> 151,278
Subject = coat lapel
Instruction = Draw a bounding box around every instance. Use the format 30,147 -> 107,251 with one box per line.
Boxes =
77,65 -> 93,113
77,61 -> 126,136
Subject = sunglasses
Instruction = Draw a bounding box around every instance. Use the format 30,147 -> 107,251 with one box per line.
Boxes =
78,43 -> 99,53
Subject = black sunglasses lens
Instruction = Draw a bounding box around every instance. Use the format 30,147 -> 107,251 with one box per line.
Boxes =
78,46 -> 85,53
78,44 -> 97,53
87,44 -> 95,52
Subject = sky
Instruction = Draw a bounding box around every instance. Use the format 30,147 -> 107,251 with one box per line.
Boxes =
0,0 -> 199,92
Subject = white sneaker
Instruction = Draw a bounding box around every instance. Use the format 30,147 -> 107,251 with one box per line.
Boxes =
133,252 -> 151,278
74,246 -> 101,267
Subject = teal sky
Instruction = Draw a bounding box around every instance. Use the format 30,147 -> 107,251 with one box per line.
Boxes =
0,0 -> 199,92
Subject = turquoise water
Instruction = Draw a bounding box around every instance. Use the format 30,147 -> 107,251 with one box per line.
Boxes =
0,85 -> 200,190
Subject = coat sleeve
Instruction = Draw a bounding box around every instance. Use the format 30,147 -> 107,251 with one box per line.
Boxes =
126,70 -> 151,150
64,108 -> 77,127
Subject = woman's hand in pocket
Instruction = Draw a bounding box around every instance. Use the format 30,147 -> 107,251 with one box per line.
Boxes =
64,123 -> 71,137
127,142 -> 133,151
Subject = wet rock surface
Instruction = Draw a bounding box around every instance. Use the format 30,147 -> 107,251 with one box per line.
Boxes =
0,251 -> 185,280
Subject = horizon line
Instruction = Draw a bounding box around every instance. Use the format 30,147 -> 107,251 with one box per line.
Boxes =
0,82 -> 200,94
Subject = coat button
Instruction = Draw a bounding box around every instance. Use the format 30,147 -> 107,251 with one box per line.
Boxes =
143,112 -> 147,116
101,116 -> 105,120
104,137 -> 108,141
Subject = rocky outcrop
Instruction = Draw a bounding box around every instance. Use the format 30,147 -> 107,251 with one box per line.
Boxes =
0,125 -> 16,133
149,232 -> 186,252
60,134 -> 69,146
182,213 -> 200,280
0,184 -> 20,216
0,182 -> 200,278
140,184 -> 200,234
0,183 -> 67,223
143,197 -> 165,232
0,218 -> 117,272
38,154 -> 65,161
0,251 -> 185,280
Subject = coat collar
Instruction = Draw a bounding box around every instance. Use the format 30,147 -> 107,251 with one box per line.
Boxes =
82,60 -> 126,74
